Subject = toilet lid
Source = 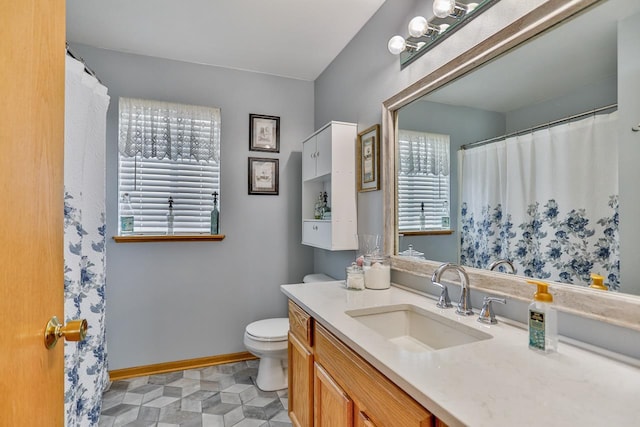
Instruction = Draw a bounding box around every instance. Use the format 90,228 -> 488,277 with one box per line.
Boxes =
246,318 -> 289,341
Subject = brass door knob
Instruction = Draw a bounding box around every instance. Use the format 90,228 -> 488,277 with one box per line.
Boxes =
44,316 -> 88,349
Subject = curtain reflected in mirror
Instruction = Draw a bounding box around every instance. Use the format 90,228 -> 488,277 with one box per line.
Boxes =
459,111 -> 619,289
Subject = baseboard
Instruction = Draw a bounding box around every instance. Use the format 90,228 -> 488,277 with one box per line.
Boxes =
109,351 -> 258,381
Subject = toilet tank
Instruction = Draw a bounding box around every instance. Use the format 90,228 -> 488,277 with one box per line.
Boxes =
302,273 -> 335,283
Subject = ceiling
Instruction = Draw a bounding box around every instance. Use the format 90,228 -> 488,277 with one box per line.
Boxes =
66,0 -> 387,81
421,0 -> 640,113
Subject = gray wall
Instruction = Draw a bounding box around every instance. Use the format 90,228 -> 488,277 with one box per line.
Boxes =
71,44 -> 315,370
506,75 -> 617,132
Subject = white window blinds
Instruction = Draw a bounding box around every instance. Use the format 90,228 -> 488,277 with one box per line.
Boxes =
397,130 -> 450,232
118,98 -> 221,234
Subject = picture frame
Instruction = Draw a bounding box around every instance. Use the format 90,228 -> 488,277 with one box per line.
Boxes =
248,157 -> 279,195
249,114 -> 280,152
357,124 -> 381,192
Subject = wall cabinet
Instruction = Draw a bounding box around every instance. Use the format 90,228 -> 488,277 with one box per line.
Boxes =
288,300 -> 446,427
301,121 -> 357,250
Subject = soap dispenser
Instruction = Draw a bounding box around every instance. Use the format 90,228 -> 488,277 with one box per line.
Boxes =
589,273 -> 607,291
526,280 -> 558,353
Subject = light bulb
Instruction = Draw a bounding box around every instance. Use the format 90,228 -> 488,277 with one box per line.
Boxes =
388,35 -> 406,55
408,16 -> 428,38
433,0 -> 456,18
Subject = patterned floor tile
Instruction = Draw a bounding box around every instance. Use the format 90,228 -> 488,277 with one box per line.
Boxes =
101,361 -> 292,426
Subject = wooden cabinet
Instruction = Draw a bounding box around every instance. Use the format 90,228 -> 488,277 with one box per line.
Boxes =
355,409 -> 378,427
314,363 -> 353,427
288,300 -> 442,427
301,121 -> 357,250
288,301 -> 314,427
289,332 -> 314,427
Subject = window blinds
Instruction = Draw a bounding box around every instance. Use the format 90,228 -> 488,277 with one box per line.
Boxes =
397,130 -> 450,232
118,156 -> 219,233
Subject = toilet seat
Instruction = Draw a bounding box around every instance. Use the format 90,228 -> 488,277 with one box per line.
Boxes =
245,318 -> 289,342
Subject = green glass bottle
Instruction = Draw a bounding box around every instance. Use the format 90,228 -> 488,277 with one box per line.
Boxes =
211,192 -> 220,235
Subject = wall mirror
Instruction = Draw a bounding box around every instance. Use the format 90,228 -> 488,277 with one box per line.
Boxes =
383,0 -> 640,328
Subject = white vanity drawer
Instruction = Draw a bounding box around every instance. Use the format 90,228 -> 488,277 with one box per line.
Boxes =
302,220 -> 331,249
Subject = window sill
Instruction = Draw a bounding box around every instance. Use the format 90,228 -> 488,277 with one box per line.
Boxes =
399,230 -> 454,236
113,234 -> 225,243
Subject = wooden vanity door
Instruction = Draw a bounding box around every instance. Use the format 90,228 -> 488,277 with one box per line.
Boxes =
288,332 -> 314,427
355,407 -> 378,427
314,363 -> 353,427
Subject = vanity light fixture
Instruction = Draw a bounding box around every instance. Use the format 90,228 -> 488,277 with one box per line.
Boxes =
388,0 -> 499,68
433,0 -> 478,19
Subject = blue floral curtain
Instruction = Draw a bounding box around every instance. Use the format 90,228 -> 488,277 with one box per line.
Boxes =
459,112 -> 620,289
64,55 -> 110,426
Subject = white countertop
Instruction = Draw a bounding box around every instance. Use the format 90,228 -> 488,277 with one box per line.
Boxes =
281,282 -> 640,427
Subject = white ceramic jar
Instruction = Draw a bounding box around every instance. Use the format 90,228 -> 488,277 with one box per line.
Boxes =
363,255 -> 391,290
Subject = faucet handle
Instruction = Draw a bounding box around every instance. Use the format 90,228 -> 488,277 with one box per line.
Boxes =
432,281 -> 453,309
477,296 -> 506,324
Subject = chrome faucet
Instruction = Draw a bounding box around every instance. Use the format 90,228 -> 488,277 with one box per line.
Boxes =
477,296 -> 507,324
488,259 -> 516,274
431,263 -> 473,315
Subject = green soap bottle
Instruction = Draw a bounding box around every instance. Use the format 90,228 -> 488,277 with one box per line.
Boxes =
527,280 -> 558,353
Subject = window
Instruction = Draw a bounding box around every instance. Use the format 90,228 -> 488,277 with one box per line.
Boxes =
397,130 -> 450,232
118,98 -> 221,234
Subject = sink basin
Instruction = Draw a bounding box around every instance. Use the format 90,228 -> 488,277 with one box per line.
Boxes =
346,304 -> 492,352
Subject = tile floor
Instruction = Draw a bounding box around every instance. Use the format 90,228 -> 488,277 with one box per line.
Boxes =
99,360 -> 292,427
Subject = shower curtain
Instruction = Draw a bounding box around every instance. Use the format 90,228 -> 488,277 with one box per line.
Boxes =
64,55 -> 110,425
459,111 -> 619,289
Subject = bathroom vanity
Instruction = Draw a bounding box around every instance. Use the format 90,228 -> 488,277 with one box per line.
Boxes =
282,281 -> 640,427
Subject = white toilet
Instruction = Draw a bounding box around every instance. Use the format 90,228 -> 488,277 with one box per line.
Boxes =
243,273 -> 335,391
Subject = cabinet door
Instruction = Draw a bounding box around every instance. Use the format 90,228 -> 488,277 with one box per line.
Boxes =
302,220 -> 332,249
289,332 -> 314,427
314,363 -> 353,427
315,126 -> 332,177
355,409 -> 378,427
314,323 -> 433,427
302,136 -> 317,181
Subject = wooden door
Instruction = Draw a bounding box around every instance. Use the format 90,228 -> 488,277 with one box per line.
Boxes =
288,332 -> 314,427
0,0 -> 66,424
314,363 -> 353,427
355,407 -> 378,427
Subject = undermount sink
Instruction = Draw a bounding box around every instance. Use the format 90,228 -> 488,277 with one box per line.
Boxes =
346,304 -> 492,352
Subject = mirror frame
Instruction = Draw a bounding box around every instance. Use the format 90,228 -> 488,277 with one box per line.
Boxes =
382,0 -> 640,332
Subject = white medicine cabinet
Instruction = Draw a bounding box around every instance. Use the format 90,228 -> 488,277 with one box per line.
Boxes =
301,121 -> 358,250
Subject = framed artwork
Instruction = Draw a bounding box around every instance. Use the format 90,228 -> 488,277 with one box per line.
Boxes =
249,114 -> 280,152
357,124 -> 381,192
248,157 -> 279,195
